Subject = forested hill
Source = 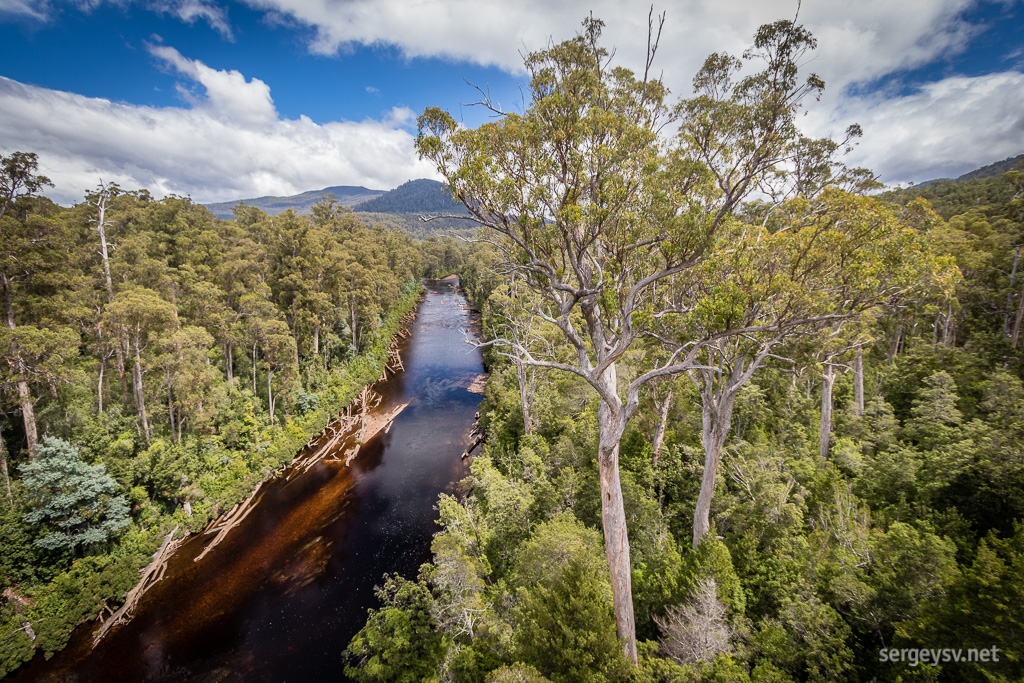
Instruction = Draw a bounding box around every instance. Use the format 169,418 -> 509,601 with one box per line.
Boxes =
203,185 -> 384,219
955,153 -> 1024,182
356,179 -> 466,214
883,153 -> 1023,219
202,179 -> 469,227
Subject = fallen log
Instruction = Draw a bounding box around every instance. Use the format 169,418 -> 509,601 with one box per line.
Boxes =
194,483 -> 264,563
93,526 -> 180,646
3,588 -> 36,642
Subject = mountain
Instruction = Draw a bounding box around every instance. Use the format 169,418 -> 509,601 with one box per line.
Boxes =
883,152 -> 1023,219
356,178 -> 467,215
203,185 -> 384,219
954,153 -> 1024,182
912,153 -> 1023,188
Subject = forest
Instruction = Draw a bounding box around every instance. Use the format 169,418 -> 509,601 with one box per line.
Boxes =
340,16 -> 1024,683
0,159 -> 464,675
1,12 -> 1022,683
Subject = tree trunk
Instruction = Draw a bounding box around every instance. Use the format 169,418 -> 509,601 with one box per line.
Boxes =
652,389 -> 672,466
98,353 -> 106,415
1013,278 -> 1024,349
0,428 -> 11,503
595,364 -> 637,665
819,366 -> 835,459
887,324 -> 902,364
312,325 -> 320,357
693,389 -> 736,548
132,340 -> 151,444
1006,245 -> 1020,337
252,341 -> 258,395
96,215 -> 128,395
350,302 -> 359,354
268,369 -> 275,423
942,301 -> 954,347
2,272 -> 38,459
225,341 -> 234,383
15,380 -> 38,459
853,348 -> 864,417
515,359 -> 533,435
167,369 -> 177,445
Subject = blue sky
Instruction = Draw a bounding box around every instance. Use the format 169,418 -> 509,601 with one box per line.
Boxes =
0,0 -> 1021,204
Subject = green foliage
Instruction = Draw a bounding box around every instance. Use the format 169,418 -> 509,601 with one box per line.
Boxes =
344,575 -> 444,683
19,437 -> 130,554
512,515 -> 629,682
898,523 -> 1024,681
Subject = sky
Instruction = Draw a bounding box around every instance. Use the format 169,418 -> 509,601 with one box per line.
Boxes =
0,0 -> 1021,206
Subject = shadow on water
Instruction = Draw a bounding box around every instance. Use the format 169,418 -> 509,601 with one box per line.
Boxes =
13,280 -> 482,683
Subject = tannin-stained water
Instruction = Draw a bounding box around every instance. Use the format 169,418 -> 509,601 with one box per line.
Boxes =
12,280 -> 482,683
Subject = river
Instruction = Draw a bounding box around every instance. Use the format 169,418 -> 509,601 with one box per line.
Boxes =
13,279 -> 483,682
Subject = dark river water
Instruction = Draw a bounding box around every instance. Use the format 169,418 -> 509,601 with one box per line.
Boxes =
13,280 -> 482,682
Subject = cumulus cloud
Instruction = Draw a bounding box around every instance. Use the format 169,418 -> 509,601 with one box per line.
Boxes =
148,43 -> 277,126
0,65 -> 439,205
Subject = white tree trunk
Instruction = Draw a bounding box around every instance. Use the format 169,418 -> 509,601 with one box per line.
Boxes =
268,369 -> 275,423
133,340 -> 151,443
595,363 -> 638,664
819,366 -> 835,459
0,428 -> 11,503
853,347 -> 864,417
1013,278 -> 1024,349
693,390 -> 736,548
652,390 -> 672,466
515,359 -> 533,435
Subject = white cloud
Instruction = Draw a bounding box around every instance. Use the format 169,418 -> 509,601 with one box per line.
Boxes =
149,0 -> 234,40
233,0 -> 1024,182
820,71 -> 1024,184
0,0 -> 233,36
238,0 -> 979,95
0,64 -> 439,205
0,0 -> 50,19
2,0 -> 1020,200
148,43 -> 277,126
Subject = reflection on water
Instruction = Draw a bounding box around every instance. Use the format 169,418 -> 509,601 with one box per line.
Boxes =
14,280 -> 482,683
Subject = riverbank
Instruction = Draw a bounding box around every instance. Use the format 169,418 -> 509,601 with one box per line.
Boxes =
1,284 -> 423,678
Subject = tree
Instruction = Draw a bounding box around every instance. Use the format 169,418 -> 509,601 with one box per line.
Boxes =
0,152 -> 51,221
101,288 -> 175,443
655,578 -> 733,665
86,181 -> 130,397
0,152 -> 55,459
344,574 -> 444,683
19,436 -> 129,553
417,16 -> 895,661
512,514 -> 629,682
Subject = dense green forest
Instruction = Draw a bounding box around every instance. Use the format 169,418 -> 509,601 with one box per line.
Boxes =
0,157 -> 466,675
341,17 -> 1024,683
